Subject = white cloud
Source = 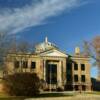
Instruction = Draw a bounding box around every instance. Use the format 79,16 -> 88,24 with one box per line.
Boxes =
0,0 -> 83,34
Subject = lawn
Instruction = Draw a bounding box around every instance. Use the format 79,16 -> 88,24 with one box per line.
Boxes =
86,91 -> 100,95
0,91 -> 100,100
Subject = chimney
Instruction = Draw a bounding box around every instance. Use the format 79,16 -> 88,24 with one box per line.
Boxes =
75,47 -> 80,55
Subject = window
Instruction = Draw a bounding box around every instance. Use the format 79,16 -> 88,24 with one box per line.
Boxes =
81,64 -> 85,71
23,61 -> 28,68
74,75 -> 78,82
81,75 -> 85,82
74,63 -> 78,70
14,61 -> 20,68
31,62 -> 36,69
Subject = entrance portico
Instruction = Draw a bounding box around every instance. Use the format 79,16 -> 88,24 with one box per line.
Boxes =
40,49 -> 67,90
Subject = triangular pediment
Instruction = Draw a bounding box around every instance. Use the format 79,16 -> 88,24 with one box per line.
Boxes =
39,49 -> 68,57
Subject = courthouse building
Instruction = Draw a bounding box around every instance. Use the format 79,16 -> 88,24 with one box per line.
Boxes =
5,37 -> 92,91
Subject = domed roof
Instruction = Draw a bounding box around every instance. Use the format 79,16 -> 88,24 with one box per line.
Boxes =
35,37 -> 58,53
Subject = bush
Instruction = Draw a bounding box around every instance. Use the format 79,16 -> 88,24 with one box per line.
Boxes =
3,72 -> 41,96
56,87 -> 64,92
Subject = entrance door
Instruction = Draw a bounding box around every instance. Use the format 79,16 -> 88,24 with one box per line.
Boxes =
46,64 -> 57,84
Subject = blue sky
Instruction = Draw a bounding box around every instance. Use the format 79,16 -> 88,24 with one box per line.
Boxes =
0,0 -> 100,78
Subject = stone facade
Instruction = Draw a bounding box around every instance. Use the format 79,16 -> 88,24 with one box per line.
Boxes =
66,55 -> 91,91
5,37 -> 92,91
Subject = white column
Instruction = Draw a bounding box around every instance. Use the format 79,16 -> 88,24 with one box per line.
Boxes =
43,60 -> 46,81
57,61 -> 62,87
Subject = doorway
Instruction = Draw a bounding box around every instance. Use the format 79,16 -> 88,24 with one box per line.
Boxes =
46,64 -> 57,85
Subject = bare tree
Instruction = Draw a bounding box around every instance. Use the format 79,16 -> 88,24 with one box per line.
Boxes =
16,41 -> 31,53
0,33 -> 12,68
83,36 -> 100,79
0,33 -> 32,73
92,36 -> 100,79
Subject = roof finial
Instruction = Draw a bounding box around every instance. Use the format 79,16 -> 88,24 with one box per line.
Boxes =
45,36 -> 48,43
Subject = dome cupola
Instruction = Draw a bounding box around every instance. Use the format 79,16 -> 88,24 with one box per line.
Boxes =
35,37 -> 58,53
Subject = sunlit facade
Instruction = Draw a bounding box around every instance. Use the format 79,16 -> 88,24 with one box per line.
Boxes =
5,37 -> 92,91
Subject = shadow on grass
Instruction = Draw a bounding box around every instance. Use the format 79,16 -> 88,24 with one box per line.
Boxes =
0,92 -> 75,100
0,92 -> 26,100
34,92 -> 74,98
0,97 -> 26,100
